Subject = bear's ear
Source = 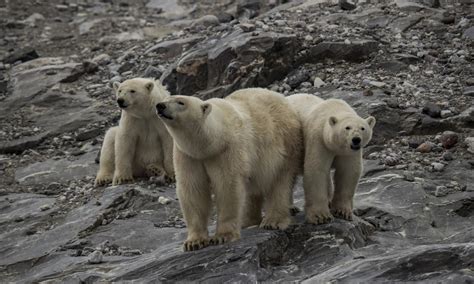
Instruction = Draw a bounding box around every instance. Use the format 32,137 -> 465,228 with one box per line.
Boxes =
201,103 -> 212,117
145,82 -> 154,92
329,116 -> 338,126
112,81 -> 120,92
366,116 -> 376,129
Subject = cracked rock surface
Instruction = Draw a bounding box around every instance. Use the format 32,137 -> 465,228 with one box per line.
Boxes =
0,0 -> 472,282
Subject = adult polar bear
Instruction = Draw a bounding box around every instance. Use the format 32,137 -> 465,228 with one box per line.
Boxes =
287,93 -> 375,224
95,78 -> 174,186
156,88 -> 302,251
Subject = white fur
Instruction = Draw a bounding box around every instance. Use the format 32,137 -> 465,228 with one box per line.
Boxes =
287,93 -> 376,223
95,78 -> 174,186
158,88 -> 302,251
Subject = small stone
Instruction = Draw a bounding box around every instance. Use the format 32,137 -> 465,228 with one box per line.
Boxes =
313,77 -> 326,88
442,151 -> 454,161
434,185 -> 449,197
56,4 -> 68,11
304,35 -> 313,42
47,182 -> 61,191
431,162 -> 445,171
339,0 -> 356,10
275,20 -> 286,26
363,90 -> 374,96
439,131 -> 458,149
143,66 -> 163,79
383,155 -> 400,166
462,26 -> 474,40
158,196 -> 171,205
92,53 -> 111,65
40,204 -> 51,211
239,23 -> 255,32
403,171 -> 415,182
417,142 -> 433,153
88,250 -> 103,264
465,137 -> 474,154
466,78 -> 474,86
422,103 -> 441,118
368,81 -> 386,88
440,110 -> 453,118
463,86 -> 474,97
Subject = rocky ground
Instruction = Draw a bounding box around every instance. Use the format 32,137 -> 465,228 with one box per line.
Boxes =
0,0 -> 473,282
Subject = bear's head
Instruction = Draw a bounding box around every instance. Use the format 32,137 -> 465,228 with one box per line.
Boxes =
112,78 -> 155,116
326,115 -> 376,154
156,95 -> 212,128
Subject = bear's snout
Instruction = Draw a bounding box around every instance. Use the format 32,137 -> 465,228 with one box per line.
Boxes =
156,103 -> 166,112
117,98 -> 126,108
351,137 -> 361,146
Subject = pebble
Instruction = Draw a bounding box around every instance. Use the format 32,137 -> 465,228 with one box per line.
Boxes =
304,35 -> 313,42
422,103 -> 441,118
439,131 -> 458,149
313,77 -> 326,88
463,86 -> 474,97
440,110 -> 453,118
239,23 -> 255,32
92,53 -> 111,65
465,137 -> 474,154
158,196 -> 171,205
403,171 -> 415,182
434,185 -> 449,197
274,20 -> 286,26
416,142 -> 433,153
40,204 -> 51,211
431,162 -> 445,171
442,151 -> 454,161
88,251 -> 103,264
383,155 -> 399,166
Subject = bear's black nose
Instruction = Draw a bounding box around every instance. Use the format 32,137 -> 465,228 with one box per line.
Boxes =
352,137 -> 361,145
156,103 -> 166,112
117,98 -> 125,108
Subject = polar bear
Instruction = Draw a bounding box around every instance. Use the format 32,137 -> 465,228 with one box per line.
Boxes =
287,93 -> 375,224
156,88 -> 302,251
95,78 -> 174,186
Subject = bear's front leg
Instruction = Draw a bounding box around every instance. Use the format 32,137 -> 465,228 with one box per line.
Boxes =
209,171 -> 244,245
175,149 -> 211,251
330,155 -> 362,221
304,145 -> 334,224
95,127 -> 117,186
112,130 -> 137,185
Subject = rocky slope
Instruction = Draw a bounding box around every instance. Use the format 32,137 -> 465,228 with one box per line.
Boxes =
0,0 -> 473,282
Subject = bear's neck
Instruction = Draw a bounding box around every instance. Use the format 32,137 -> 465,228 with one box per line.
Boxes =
171,114 -> 226,159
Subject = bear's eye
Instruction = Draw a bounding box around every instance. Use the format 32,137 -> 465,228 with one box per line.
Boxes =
345,126 -> 351,130
361,127 -> 365,131
130,90 -> 136,94
178,101 -> 185,106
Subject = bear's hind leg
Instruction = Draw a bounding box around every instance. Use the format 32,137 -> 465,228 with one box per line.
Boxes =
330,155 -> 362,221
95,127 -> 117,186
260,170 -> 293,230
241,190 -> 263,228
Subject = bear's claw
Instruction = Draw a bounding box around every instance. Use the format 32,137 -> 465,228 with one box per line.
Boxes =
209,232 -> 239,246
332,208 -> 353,221
183,238 -> 209,252
112,175 -> 134,185
94,176 -> 112,187
145,164 -> 164,177
306,210 -> 334,225
259,216 -> 291,230
290,206 -> 301,216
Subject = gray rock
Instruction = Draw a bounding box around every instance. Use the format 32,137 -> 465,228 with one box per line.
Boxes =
465,137 -> 474,154
145,36 -> 203,59
162,31 -> 299,98
2,47 -> 39,64
287,69 -> 309,88
15,151 -> 98,185
309,40 -> 379,62
339,0 -> 356,10
391,14 -> 424,33
88,251 -> 103,264
422,103 -> 441,118
313,77 -> 326,88
462,26 -> 474,40
463,86 -> 474,97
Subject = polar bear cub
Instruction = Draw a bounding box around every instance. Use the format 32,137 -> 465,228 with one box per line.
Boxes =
287,93 -> 375,224
156,88 -> 302,251
95,78 -> 174,186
